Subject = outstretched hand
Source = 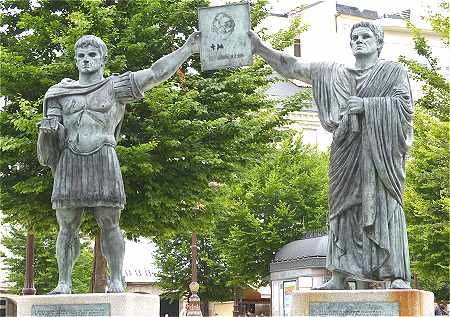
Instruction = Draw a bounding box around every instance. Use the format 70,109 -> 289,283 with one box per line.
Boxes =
248,30 -> 263,55
185,31 -> 201,54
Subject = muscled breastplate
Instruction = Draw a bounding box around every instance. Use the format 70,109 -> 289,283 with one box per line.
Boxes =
60,81 -> 125,154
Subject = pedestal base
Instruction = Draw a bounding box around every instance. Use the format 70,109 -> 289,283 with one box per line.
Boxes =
5,293 -> 159,317
291,289 -> 434,317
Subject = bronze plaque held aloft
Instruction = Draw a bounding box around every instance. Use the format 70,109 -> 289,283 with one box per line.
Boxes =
198,3 -> 252,71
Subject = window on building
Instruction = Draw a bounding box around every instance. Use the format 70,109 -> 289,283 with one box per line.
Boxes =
294,38 -> 301,57
283,280 -> 297,316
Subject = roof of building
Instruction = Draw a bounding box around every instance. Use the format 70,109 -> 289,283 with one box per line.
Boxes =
273,234 -> 328,262
270,233 -> 328,273
266,77 -> 317,111
336,4 -> 379,20
336,4 -> 411,21
383,10 -> 411,20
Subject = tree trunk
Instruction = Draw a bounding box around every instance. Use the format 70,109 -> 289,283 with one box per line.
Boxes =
22,230 -> 36,295
200,299 -> 209,317
89,231 -> 108,293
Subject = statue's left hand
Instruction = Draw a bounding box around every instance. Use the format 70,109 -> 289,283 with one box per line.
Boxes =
348,96 -> 364,114
185,31 -> 201,54
39,117 -> 59,134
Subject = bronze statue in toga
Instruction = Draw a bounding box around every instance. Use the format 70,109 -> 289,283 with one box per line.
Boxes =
249,22 -> 413,289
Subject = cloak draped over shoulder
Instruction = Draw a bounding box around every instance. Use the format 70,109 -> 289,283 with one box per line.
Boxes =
37,72 -> 143,172
37,78 -> 112,172
310,61 -> 413,281
37,72 -> 143,209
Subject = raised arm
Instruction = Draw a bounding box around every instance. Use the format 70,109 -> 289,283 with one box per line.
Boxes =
133,32 -> 200,93
248,31 -> 311,84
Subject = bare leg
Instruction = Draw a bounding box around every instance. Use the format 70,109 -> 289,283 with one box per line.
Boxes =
94,207 -> 125,293
48,208 -> 83,295
313,271 -> 347,290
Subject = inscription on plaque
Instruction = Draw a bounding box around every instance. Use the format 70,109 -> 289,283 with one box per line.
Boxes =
310,302 -> 399,316
32,303 -> 110,317
198,3 -> 252,71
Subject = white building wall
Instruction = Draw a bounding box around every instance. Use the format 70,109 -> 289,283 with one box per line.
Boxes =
297,1 -> 340,62
270,2 -> 448,150
123,239 -> 159,285
287,111 -> 332,152
380,23 -> 450,97
257,0 -> 297,37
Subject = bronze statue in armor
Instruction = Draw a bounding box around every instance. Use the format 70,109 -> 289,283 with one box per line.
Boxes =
38,33 -> 200,294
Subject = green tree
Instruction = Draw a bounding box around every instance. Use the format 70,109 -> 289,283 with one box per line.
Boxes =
211,133 -> 328,288
0,0 -> 283,235
0,0 -> 284,290
155,231 -> 234,306
399,6 -> 450,299
154,8 -> 314,301
155,132 -> 329,300
1,225 -> 93,294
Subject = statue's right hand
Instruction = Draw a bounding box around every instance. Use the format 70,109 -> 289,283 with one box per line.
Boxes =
185,31 -> 201,54
39,118 -> 59,134
248,30 -> 262,54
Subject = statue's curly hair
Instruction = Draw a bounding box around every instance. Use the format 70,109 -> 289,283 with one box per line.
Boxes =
350,22 -> 384,56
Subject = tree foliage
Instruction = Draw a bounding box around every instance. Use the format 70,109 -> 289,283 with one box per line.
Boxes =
211,133 -> 328,288
155,231 -> 234,302
154,11 -> 320,300
268,17 -> 306,51
426,1 -> 450,44
0,0 -> 283,237
1,225 -> 93,294
155,133 -> 329,299
399,21 -> 449,120
399,8 -> 450,299
0,0 -> 286,292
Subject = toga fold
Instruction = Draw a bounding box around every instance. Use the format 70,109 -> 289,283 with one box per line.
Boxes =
310,60 -> 413,281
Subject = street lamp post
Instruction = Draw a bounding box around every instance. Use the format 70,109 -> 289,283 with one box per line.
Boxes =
186,232 -> 203,316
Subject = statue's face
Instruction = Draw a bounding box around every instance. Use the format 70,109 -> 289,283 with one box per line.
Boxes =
350,27 -> 379,57
75,45 -> 105,74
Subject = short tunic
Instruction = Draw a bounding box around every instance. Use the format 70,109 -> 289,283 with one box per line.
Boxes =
52,145 -> 125,209
43,72 -> 143,210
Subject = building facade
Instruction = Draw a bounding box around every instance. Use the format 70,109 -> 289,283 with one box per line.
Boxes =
260,0 -> 449,150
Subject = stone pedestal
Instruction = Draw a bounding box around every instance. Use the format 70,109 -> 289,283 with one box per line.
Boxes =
5,293 -> 159,317
291,289 -> 434,317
